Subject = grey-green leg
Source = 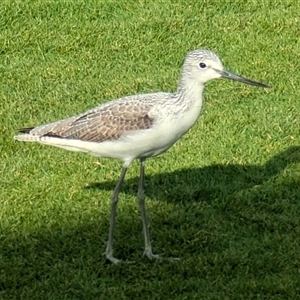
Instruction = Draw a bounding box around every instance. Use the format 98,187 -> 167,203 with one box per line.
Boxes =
105,167 -> 128,264
138,159 -> 161,260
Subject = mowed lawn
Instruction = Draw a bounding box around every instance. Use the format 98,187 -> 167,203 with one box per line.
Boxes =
1,0 -> 300,299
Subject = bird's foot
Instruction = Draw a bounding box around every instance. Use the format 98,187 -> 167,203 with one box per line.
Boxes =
144,249 -> 162,260
104,250 -> 134,264
105,251 -> 122,264
143,248 -> 180,262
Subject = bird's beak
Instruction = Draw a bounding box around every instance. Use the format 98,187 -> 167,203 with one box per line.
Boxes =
214,69 -> 269,88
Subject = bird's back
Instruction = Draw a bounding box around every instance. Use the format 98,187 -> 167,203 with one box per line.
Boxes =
15,91 -> 172,143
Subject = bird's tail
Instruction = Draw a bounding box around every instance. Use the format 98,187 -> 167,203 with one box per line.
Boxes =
14,134 -> 41,142
14,127 -> 40,142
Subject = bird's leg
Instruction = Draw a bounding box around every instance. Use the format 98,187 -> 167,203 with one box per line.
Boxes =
138,159 -> 161,260
105,167 -> 128,264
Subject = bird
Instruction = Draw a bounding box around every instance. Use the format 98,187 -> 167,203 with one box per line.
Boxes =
14,49 -> 269,263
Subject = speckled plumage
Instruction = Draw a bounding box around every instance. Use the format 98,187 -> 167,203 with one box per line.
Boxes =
21,96 -> 156,143
14,49 -> 268,263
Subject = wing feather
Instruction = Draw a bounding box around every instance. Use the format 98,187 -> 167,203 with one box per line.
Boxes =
29,100 -> 155,142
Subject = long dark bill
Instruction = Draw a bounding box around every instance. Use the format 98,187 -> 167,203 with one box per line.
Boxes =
214,69 -> 270,88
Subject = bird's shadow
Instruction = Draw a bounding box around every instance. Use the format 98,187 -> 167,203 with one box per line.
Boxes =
1,146 -> 300,293
85,145 -> 300,204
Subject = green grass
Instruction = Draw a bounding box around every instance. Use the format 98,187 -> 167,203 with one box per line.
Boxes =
1,0 -> 300,298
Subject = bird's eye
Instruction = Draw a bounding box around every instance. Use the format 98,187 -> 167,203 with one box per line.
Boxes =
199,62 -> 207,69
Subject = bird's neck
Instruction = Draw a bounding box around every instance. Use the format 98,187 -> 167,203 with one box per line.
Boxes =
173,75 -> 205,111
163,76 -> 205,138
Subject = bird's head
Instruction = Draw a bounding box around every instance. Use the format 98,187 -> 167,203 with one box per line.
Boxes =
182,49 -> 269,88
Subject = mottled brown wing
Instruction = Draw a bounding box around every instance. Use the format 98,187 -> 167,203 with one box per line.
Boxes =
44,102 -> 154,142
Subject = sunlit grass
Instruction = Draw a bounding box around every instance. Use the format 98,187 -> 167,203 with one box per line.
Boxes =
0,0 -> 300,299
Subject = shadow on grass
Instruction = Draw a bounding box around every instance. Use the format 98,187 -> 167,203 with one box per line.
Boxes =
1,146 -> 300,297
86,145 -> 300,204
